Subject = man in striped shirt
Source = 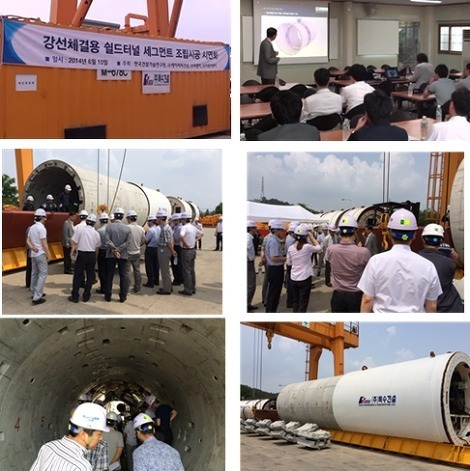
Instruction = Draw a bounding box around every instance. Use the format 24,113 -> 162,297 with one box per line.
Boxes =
30,403 -> 110,471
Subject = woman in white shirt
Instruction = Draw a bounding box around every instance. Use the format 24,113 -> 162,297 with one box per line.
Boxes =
286,224 -> 322,312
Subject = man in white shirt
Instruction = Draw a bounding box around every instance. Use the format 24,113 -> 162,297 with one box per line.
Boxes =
30,403 -> 109,471
214,216 -> 223,250
358,208 -> 442,313
179,212 -> 202,296
302,67 -> 342,121
341,64 -> 375,117
427,88 -> 470,141
27,209 -> 51,305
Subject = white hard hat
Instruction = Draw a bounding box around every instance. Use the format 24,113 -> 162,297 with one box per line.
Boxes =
247,220 -> 257,228
34,208 -> 47,217
147,215 -> 157,222
294,224 -> 309,237
270,220 -> 285,230
99,212 -> 109,221
180,212 -> 191,219
78,393 -> 91,403
110,214 -> 115,221
288,222 -> 298,232
70,403 -> 110,432
156,209 -> 167,218
106,411 -> 119,422
126,209 -> 137,218
422,223 -> 444,238
387,208 -> 418,231
65,184 -> 72,191
321,223 -> 328,230
268,220 -> 276,228
114,207 -> 125,215
86,213 -> 97,223
27,195 -> 34,202
338,215 -> 358,229
79,210 -> 89,217
171,213 -> 181,221
328,224 -> 338,232
46,194 -> 54,200
145,394 -> 156,406
133,413 -> 154,430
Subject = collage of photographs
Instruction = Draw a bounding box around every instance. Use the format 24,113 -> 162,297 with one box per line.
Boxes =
0,1 -> 468,471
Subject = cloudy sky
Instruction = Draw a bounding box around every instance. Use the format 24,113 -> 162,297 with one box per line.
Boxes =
248,152 -> 430,213
241,322 -> 470,394
2,149 -> 222,212
0,0 -> 230,43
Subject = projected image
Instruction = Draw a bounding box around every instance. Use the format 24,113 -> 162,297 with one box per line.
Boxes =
261,15 -> 328,59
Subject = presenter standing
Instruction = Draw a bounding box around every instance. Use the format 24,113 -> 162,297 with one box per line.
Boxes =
257,27 -> 280,84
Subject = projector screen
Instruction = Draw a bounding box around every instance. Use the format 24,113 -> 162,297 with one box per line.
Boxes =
253,0 -> 329,65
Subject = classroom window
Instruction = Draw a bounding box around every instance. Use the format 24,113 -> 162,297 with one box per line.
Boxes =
438,24 -> 470,54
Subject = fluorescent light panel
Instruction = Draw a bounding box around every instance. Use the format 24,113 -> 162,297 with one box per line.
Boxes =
410,0 -> 442,4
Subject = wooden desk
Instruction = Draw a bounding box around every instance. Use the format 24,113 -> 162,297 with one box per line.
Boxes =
392,91 -> 436,118
240,83 -> 314,95
320,118 -> 436,141
241,102 -> 271,120
330,68 -> 385,77
331,78 -> 409,93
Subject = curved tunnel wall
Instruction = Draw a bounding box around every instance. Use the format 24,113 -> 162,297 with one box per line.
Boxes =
0,319 -> 224,471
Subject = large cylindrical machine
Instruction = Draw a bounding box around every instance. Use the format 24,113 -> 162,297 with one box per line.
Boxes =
240,399 -> 276,420
168,196 -> 200,220
321,207 -> 383,228
277,352 -> 470,445
449,159 -> 464,261
23,159 -> 171,226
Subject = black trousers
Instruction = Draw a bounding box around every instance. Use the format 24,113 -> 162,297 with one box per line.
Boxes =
261,78 -> 275,84
97,249 -> 107,290
144,246 -> 159,286
331,290 -> 363,313
292,276 -> 312,313
105,258 -> 128,298
71,252 -> 96,300
247,261 -> 256,307
171,245 -> 183,284
155,428 -> 173,446
215,232 -> 223,250
25,255 -> 32,288
325,260 -> 332,285
285,265 -> 294,308
63,246 -> 72,273
265,265 -> 284,313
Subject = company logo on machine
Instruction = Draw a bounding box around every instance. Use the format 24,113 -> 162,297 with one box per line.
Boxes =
358,395 -> 397,406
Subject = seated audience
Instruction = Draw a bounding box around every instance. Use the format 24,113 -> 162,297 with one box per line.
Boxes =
424,64 -> 456,106
427,88 -> 470,141
257,91 -> 320,141
456,63 -> 470,92
348,90 -> 408,141
341,64 -> 375,118
409,53 -> 434,91
301,68 -> 342,121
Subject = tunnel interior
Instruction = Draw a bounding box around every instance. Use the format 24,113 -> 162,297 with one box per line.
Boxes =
0,318 -> 224,471
24,162 -> 83,211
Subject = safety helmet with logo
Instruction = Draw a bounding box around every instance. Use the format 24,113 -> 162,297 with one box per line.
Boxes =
328,224 -> 339,232
133,413 -> 154,433
288,222 -> 298,233
180,211 -> 191,220
69,402 -> 110,432
247,220 -> 257,228
86,213 -> 97,225
147,214 -> 157,222
294,224 -> 309,238
46,194 -> 54,201
171,213 -> 181,221
126,209 -> 137,218
270,220 -> 285,231
65,184 -> 72,192
34,208 -> 47,219
422,223 -> 445,246
27,195 -> 35,202
156,209 -> 167,218
338,215 -> 358,235
387,208 -> 418,242
99,212 -> 109,222
79,209 -> 89,219
145,394 -> 156,406
114,207 -> 125,215
321,223 -> 328,231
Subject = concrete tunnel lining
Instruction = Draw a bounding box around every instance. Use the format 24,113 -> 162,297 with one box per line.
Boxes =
0,318 -> 225,471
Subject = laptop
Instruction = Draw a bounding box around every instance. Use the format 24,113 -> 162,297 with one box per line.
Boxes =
385,67 -> 400,80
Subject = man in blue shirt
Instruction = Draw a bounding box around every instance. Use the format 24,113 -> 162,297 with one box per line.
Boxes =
133,414 -> 184,471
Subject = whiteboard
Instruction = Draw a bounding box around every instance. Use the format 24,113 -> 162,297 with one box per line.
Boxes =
357,19 -> 399,55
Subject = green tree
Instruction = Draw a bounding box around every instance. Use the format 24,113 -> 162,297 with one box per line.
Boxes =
2,174 -> 19,206
214,202 -> 223,214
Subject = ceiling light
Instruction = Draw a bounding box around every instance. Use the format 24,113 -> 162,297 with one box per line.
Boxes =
410,0 -> 442,4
